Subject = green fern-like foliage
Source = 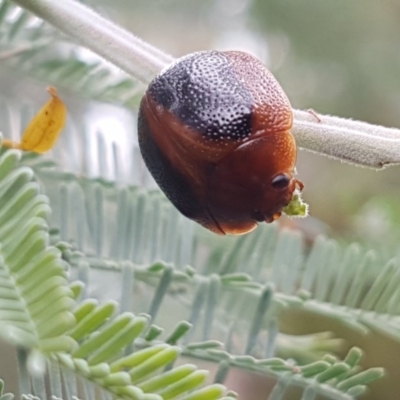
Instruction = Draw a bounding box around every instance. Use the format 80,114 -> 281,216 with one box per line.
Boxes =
0,149 -> 75,351
0,133 -> 385,400
0,140 -> 238,399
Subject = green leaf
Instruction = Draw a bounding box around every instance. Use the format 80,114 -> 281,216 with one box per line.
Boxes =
130,346 -> 181,383
69,300 -> 117,341
0,152 -> 74,351
337,368 -> 385,391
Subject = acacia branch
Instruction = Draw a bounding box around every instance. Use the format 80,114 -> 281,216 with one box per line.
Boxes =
11,0 -> 400,169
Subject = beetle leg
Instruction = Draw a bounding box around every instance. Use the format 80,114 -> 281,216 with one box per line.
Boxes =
294,179 -> 304,191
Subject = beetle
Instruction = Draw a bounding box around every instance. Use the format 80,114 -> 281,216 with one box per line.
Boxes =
138,50 -> 303,235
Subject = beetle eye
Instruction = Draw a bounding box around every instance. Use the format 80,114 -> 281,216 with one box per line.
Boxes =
271,174 -> 290,190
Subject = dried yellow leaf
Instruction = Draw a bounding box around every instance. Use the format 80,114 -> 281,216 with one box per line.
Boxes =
2,86 -> 67,154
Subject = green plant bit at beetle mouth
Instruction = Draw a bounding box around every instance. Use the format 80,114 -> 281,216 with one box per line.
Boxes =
282,183 -> 308,219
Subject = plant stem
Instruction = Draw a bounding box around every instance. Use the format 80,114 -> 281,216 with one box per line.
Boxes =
292,110 -> 400,169
11,0 -> 400,169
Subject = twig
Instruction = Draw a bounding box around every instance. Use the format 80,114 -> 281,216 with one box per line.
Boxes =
292,110 -> 400,168
11,0 -> 400,169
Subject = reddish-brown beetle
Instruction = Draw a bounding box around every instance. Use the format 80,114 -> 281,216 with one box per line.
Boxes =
138,50 -> 303,235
